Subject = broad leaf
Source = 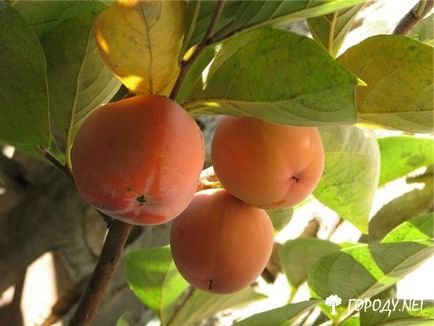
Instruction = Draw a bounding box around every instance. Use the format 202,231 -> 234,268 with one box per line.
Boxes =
308,242 -> 434,304
338,35 -> 434,133
125,247 -> 188,325
378,136 -> 434,186
9,0 -> 107,38
0,3 -> 49,146
410,13 -> 433,46
382,213 -> 434,243
42,12 -> 121,166
94,0 -> 187,95
184,28 -> 359,126
314,126 -> 380,233
280,238 -> 340,288
369,180 -> 433,240
307,2 -> 365,57
234,300 -> 320,326
266,207 -> 293,233
360,299 -> 434,326
222,0 -> 366,41
169,287 -> 266,326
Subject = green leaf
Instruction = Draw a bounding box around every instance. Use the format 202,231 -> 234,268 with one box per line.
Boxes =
314,126 -> 380,233
169,287 -> 266,326
307,2 -> 365,57
42,12 -> 121,166
184,28 -> 359,126
369,181 -> 433,240
266,207 -> 293,233
9,0 -> 107,39
360,299 -> 434,326
125,247 -> 188,325
382,213 -> 434,243
410,13 -> 434,46
308,242 -> 434,304
234,300 -> 320,326
378,136 -> 434,186
222,0 -> 366,40
338,35 -> 434,133
0,3 -> 49,146
279,238 -> 340,288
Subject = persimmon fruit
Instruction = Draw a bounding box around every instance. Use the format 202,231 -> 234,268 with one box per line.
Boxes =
170,189 -> 274,294
71,95 -> 204,226
211,117 -> 324,209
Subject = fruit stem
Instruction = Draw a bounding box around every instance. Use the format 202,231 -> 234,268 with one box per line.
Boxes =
169,0 -> 225,100
68,219 -> 133,326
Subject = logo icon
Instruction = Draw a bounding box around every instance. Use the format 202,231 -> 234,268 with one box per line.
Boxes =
325,294 -> 342,315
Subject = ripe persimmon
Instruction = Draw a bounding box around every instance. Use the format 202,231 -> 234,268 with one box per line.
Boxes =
71,95 -> 204,225
211,117 -> 324,209
170,189 -> 274,294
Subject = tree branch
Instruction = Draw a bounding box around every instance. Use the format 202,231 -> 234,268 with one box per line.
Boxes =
169,0 -> 225,100
393,0 -> 434,35
68,219 -> 133,326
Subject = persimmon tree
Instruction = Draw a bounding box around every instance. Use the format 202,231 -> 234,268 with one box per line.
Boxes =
0,0 -> 433,326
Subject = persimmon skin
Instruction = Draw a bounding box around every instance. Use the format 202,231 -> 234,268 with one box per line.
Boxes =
211,117 -> 324,209
71,95 -> 204,226
170,189 -> 274,294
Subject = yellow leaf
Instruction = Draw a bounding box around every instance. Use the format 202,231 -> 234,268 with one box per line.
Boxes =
94,0 -> 187,95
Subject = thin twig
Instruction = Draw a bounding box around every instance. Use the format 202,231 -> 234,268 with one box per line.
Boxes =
68,219 -> 133,326
169,0 -> 225,100
37,145 -> 73,181
393,0 -> 434,35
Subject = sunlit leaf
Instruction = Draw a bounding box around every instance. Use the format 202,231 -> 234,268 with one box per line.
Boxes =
314,126 -> 380,233
382,213 -> 434,243
125,246 -> 188,325
378,136 -> 434,186
234,300 -> 320,326
184,28 -> 359,126
338,35 -> 434,133
94,0 -> 187,95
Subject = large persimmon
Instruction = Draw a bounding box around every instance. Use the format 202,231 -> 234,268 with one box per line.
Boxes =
170,189 -> 273,294
211,117 -> 324,209
71,95 -> 204,225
